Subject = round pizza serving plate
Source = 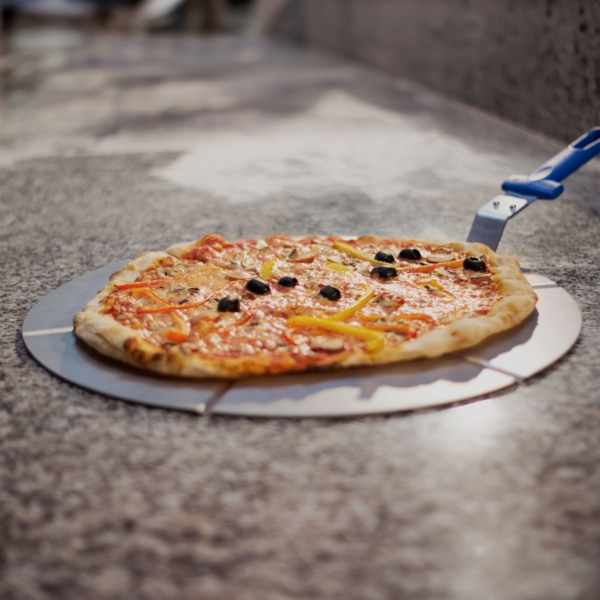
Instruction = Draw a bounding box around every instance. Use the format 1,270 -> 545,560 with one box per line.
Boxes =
23,261 -> 581,418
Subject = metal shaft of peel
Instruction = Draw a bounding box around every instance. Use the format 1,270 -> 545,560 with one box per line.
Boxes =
466,193 -> 535,250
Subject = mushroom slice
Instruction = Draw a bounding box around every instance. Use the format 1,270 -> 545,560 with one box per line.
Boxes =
224,270 -> 253,280
288,253 -> 317,264
309,336 -> 345,352
426,252 -> 456,263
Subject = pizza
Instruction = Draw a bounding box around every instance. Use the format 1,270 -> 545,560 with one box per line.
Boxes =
73,234 -> 537,378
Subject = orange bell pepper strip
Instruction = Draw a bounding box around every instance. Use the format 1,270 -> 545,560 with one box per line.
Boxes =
137,284 -> 233,314
115,266 -> 221,290
116,280 -> 170,291
166,311 -> 191,343
282,330 -> 298,346
222,311 -> 253,332
407,259 -> 463,273
392,312 -> 436,325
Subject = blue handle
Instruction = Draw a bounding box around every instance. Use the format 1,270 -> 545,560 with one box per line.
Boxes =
502,127 -> 600,200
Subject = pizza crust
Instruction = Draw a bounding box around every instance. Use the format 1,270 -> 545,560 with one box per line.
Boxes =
372,241 -> 536,360
74,252 -> 234,378
74,237 -> 537,379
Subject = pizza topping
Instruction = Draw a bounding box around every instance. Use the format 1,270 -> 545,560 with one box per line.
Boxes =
358,312 -> 435,328
393,313 -> 436,325
223,311 -> 253,331
326,262 -> 353,272
329,287 -> 375,321
426,252 -> 456,263
409,259 -> 463,273
463,257 -> 487,272
224,270 -> 253,280
260,259 -> 276,279
371,266 -> 398,280
116,279 -> 168,291
288,254 -> 317,264
277,276 -> 299,288
362,323 -> 415,337
137,284 -> 232,314
165,311 -> 191,344
333,241 -> 394,266
115,265 -> 221,290
309,336 -> 345,352
286,316 -> 385,352
319,285 -> 342,301
399,248 -> 422,260
468,275 -> 492,286
418,278 -> 443,291
218,297 -> 240,312
374,251 -> 395,263
246,279 -> 271,295
130,288 -> 169,305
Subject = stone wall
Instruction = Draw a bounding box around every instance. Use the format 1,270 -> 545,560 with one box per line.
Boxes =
259,0 -> 600,142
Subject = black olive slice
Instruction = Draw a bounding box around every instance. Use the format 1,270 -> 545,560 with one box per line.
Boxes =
277,276 -> 298,288
246,279 -> 271,295
371,266 -> 398,280
463,257 -> 487,272
399,248 -> 422,260
374,251 -> 395,263
319,285 -> 341,301
218,296 -> 240,312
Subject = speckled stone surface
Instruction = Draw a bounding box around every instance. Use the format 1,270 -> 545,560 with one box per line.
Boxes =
2,32 -> 600,600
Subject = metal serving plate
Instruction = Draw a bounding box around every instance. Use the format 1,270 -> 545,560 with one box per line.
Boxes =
22,263 -> 581,417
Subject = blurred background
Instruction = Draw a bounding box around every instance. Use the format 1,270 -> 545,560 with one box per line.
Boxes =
3,0 -> 599,142
1,0 -> 256,34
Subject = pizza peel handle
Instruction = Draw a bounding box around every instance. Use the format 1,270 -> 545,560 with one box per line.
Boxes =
502,127 -> 600,199
467,127 -> 600,250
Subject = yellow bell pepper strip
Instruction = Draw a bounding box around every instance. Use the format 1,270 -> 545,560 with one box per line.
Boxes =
137,284 -> 233,314
328,287 -> 375,321
286,316 -> 385,352
408,259 -> 463,273
326,262 -> 353,272
166,311 -> 191,343
260,259 -> 276,279
115,266 -> 221,290
418,279 -> 443,291
361,323 -> 415,338
332,241 -> 396,266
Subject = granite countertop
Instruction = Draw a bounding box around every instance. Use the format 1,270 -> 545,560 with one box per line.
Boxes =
2,31 -> 600,600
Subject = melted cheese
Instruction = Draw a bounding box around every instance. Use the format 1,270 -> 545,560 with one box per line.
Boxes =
101,235 -> 501,373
